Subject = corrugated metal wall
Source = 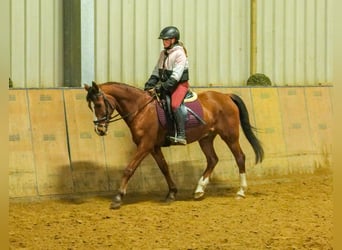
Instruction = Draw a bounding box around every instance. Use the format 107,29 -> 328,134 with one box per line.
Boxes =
257,0 -> 333,85
94,0 -> 251,87
10,0 -> 64,88
9,0 -> 333,88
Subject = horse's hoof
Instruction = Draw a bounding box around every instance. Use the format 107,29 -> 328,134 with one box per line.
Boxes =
236,189 -> 246,199
110,201 -> 122,209
164,198 -> 174,204
165,193 -> 176,203
194,192 -> 205,200
235,192 -> 246,200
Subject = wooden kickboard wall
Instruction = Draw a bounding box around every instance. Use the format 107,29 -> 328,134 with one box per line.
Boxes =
9,86 -> 333,199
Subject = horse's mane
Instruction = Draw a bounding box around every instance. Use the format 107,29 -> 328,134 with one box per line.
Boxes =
87,81 -> 146,102
100,82 -> 145,94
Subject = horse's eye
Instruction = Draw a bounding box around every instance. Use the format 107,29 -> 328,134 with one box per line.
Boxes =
94,104 -> 102,108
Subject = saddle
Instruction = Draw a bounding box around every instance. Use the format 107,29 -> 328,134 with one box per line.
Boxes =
156,90 -> 205,145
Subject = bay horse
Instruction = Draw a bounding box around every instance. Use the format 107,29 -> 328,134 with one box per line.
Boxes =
84,81 -> 264,209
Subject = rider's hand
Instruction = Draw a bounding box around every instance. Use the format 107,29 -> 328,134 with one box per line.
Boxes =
154,83 -> 162,94
147,88 -> 156,95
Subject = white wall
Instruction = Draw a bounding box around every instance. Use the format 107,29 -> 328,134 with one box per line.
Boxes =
256,0 -> 333,85
9,0 -> 333,88
10,0 -> 64,88
94,0 -> 251,87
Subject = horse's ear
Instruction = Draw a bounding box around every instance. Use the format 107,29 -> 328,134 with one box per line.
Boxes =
92,81 -> 99,93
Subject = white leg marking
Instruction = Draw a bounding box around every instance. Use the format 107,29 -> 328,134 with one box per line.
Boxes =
236,173 -> 248,198
240,173 -> 247,189
195,176 -> 209,194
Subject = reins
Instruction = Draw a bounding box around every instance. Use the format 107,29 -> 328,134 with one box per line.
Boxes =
99,91 -> 156,124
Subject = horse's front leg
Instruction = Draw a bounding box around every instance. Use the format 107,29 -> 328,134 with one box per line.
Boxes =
110,147 -> 150,209
150,146 -> 178,202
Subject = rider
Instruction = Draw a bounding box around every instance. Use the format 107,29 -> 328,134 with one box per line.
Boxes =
144,26 -> 189,145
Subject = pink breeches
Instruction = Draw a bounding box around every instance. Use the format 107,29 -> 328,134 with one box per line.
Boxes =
171,81 -> 189,111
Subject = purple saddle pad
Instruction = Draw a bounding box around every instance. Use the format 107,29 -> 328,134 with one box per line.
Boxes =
156,99 -> 204,129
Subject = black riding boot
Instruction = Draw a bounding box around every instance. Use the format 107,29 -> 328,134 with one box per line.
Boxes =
169,107 -> 187,145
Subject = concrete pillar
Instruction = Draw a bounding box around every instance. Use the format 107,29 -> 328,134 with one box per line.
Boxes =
63,0 -> 94,87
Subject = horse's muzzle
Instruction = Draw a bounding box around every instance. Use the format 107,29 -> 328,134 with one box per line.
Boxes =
94,123 -> 108,136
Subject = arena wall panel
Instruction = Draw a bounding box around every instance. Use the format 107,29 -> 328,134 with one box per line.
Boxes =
63,89 -> 109,193
251,88 -> 288,175
278,88 -> 315,174
8,86 -> 333,199
304,87 -> 333,167
27,89 -> 73,195
8,90 -> 37,197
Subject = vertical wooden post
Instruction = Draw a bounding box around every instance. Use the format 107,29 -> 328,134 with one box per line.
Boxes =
250,0 -> 257,75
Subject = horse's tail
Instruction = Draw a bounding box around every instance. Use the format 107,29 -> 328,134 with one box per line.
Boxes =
230,94 -> 264,164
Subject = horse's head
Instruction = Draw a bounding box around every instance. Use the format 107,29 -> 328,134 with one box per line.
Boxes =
84,81 -> 115,136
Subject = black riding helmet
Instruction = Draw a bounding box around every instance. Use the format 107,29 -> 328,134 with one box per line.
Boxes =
158,26 -> 180,41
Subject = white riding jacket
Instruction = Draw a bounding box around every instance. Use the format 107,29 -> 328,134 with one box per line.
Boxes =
151,45 -> 189,82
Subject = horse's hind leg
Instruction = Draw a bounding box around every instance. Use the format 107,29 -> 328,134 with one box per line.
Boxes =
222,137 -> 247,198
151,146 -> 178,202
194,135 -> 218,200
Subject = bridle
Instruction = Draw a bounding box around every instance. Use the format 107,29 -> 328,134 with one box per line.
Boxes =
90,90 -> 155,126
90,91 -> 115,126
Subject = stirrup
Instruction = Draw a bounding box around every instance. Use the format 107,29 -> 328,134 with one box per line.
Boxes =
168,136 -> 187,145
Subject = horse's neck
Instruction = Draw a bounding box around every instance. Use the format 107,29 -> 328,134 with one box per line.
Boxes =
103,83 -> 145,115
